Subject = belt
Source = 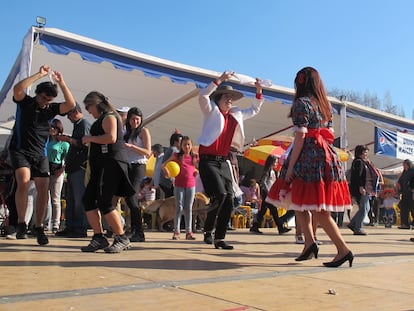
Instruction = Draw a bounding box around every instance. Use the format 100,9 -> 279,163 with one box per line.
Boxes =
200,154 -> 228,162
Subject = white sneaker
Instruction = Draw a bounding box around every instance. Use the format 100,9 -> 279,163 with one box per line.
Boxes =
295,235 -> 304,244
6,232 -> 17,240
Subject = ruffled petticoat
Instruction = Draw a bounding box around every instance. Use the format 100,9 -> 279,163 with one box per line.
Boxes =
266,177 -> 352,212
266,128 -> 352,212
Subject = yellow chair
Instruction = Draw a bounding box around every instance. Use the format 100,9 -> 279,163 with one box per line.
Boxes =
60,199 -> 66,221
261,209 -> 276,228
232,214 -> 247,229
239,205 -> 252,227
393,203 -> 413,226
393,203 -> 400,226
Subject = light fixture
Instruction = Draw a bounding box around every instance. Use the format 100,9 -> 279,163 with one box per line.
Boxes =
36,16 -> 46,28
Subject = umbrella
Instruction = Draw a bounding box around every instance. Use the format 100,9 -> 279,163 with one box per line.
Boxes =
258,134 -> 349,163
257,134 -> 293,149
244,145 -> 285,166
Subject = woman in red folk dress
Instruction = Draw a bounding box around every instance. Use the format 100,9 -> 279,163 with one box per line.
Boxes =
266,67 -> 353,268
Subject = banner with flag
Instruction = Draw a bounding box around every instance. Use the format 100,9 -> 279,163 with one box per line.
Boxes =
374,127 -> 414,161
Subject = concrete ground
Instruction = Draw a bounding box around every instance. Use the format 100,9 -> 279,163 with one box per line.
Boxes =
0,225 -> 414,311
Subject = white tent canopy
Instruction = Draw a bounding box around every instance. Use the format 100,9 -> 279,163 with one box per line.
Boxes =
1,26 -> 413,170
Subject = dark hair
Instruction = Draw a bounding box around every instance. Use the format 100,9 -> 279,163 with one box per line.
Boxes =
212,94 -> 223,105
291,67 -> 332,122
169,132 -> 183,146
124,107 -> 144,142
35,82 -> 58,97
259,154 -> 278,185
151,143 -> 163,154
176,136 -> 197,166
403,159 -> 413,169
354,145 -> 369,158
50,118 -> 64,134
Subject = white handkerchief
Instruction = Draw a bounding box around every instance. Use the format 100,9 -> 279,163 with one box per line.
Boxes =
234,73 -> 272,87
234,73 -> 256,84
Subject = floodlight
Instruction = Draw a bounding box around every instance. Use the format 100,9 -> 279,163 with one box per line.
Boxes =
36,16 -> 46,28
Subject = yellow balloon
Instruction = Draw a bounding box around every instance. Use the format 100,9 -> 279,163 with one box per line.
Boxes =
165,161 -> 180,178
145,155 -> 156,177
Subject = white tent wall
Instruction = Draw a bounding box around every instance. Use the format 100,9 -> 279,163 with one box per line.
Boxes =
1,26 -> 414,171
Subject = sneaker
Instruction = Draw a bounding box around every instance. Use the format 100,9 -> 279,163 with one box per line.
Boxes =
81,235 -> 110,252
52,227 -> 59,234
6,232 -> 17,240
129,231 -> 145,242
172,231 -> 180,240
34,227 -> 49,245
104,235 -> 131,253
249,226 -> 263,234
185,232 -> 196,240
16,222 -> 28,239
295,235 -> 305,244
5,225 -> 16,240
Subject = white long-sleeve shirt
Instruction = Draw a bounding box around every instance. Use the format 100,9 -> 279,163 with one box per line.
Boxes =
197,82 -> 263,151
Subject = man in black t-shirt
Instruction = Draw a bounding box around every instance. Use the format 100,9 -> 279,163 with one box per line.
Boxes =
10,65 -> 75,245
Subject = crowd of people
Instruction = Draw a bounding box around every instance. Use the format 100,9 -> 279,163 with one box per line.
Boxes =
2,65 -> 414,265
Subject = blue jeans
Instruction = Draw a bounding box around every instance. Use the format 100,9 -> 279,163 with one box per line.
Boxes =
174,186 -> 195,233
350,194 -> 370,231
65,170 -> 88,232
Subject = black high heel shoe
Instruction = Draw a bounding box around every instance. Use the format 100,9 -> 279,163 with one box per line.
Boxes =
214,240 -> 234,250
295,243 -> 319,261
323,251 -> 354,268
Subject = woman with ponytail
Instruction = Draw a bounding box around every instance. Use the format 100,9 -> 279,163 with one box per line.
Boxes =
81,91 -> 135,253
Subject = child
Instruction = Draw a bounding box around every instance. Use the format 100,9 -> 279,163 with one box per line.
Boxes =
162,136 -> 198,240
382,189 -> 397,228
138,177 -> 156,203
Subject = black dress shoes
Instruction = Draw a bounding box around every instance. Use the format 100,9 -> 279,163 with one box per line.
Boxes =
249,226 -> 263,234
353,230 -> 367,236
278,226 -> 292,235
203,232 -> 213,244
214,240 -> 234,250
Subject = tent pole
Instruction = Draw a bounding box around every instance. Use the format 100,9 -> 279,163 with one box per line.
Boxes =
142,88 -> 200,126
340,101 -> 348,170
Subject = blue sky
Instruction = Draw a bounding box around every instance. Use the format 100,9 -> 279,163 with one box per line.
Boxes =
1,0 -> 414,118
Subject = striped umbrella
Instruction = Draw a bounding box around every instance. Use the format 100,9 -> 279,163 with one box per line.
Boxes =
244,145 -> 286,166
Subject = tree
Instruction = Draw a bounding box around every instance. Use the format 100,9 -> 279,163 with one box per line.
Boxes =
383,91 -> 397,115
328,88 -> 409,119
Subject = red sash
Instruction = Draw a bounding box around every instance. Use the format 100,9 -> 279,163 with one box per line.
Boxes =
306,128 -> 335,181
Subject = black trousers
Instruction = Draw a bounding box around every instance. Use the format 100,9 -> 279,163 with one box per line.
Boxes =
124,163 -> 146,233
253,189 -> 295,230
199,158 -> 233,240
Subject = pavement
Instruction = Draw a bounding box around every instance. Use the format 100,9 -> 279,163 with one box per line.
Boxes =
1,225 -> 414,311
